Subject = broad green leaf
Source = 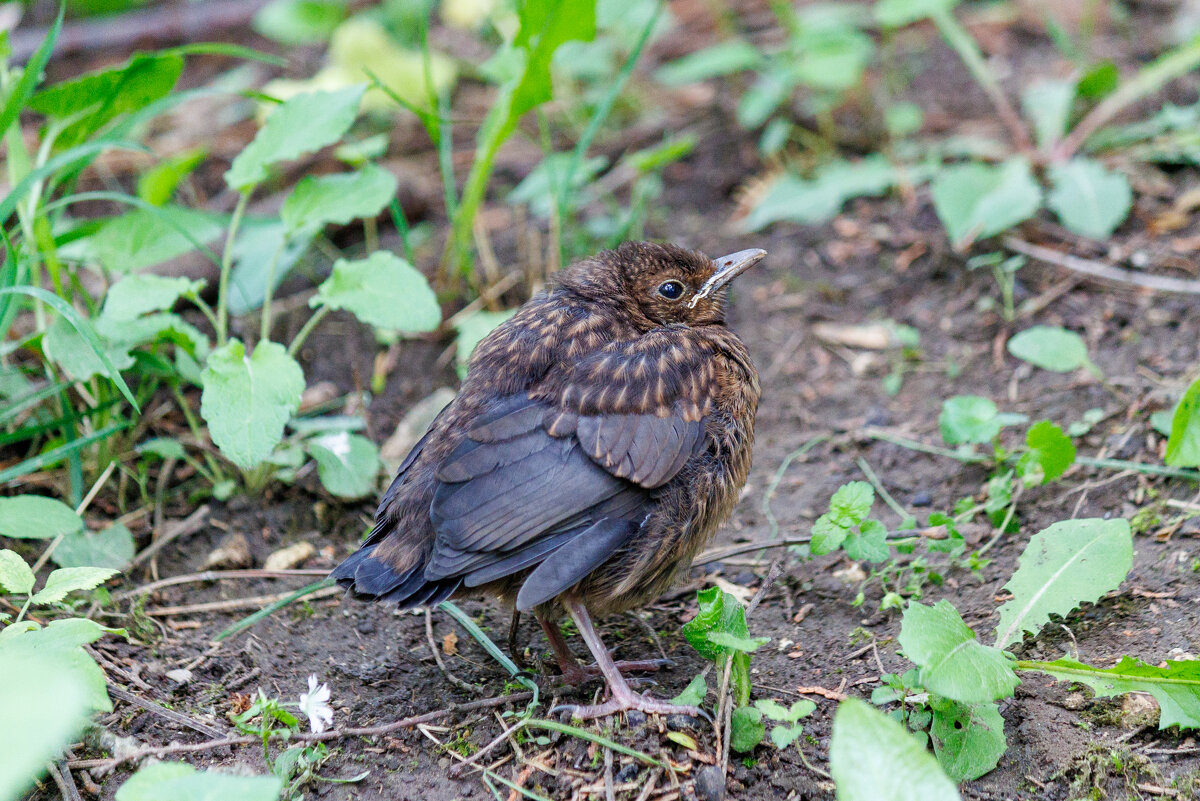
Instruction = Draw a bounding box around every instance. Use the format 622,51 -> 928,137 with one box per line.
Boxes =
929,699 -> 1005,782
306,432 -> 380,499
52,523 -> 135,570
455,310 -> 516,379
1165,377 -> 1200,467
1019,656 -> 1200,730
1046,158 -> 1132,239
115,762 -> 283,801
792,27 -> 874,91
830,481 -> 874,526
0,620 -> 115,711
253,0 -> 345,45
1007,325 -> 1094,373
811,514 -> 850,555
1018,420 -> 1076,484
770,723 -> 804,749
200,340 -> 305,469
939,395 -> 1001,445
707,631 -> 769,653
0,550 -> 34,595
670,673 -> 707,706
875,0 -> 959,27
281,163 -> 398,234
42,314 -> 134,381
730,705 -> 765,752
993,518 -> 1132,650
0,496 -> 83,540
227,218 -> 315,315
1021,80 -> 1075,149
681,587 -> 752,663
225,85 -> 365,190
900,601 -> 1019,704
137,146 -> 208,206
72,206 -> 225,274
931,158 -> 1042,248
509,0 -> 597,119
737,67 -> 796,129
830,698 -> 961,801
11,617 -> 115,649
844,518 -> 889,563
756,698 -> 816,723
30,566 -> 119,605
102,275 -> 205,321
654,40 -> 763,85
0,651 -> 90,801
742,157 -> 897,231
312,252 -> 441,332
29,52 -> 183,148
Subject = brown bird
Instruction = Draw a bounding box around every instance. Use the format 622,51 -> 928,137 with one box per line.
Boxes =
331,241 -> 763,718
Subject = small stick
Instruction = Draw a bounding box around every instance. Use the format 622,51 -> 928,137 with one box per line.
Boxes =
107,685 -> 228,739
113,568 -> 330,602
32,460 -> 118,572
67,691 -> 535,771
130,506 -> 210,568
426,607 -> 479,694
449,719 -> 527,777
145,586 -> 341,617
1004,236 -> 1200,296
46,760 -> 83,801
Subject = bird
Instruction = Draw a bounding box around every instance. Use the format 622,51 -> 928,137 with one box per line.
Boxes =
331,241 -> 763,719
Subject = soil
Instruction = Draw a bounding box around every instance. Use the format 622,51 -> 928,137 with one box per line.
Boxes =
14,3 -> 1200,801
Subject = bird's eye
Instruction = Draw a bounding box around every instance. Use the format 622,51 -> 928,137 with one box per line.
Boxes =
657,280 -> 685,300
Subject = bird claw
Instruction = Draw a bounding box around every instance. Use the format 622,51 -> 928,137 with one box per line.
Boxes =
550,692 -> 708,723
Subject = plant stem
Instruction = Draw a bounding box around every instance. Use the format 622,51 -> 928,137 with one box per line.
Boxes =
259,236 -> 288,343
1056,36 -> 1200,161
930,8 -> 1033,155
216,192 -> 250,347
287,306 -> 329,358
864,429 -> 990,464
856,456 -> 910,522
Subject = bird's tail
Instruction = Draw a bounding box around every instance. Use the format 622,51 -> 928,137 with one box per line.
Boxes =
329,531 -> 460,609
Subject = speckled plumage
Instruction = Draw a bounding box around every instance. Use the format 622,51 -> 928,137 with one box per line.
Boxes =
331,241 -> 761,714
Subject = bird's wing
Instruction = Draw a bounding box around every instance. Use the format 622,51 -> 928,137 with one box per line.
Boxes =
424,330 -> 717,607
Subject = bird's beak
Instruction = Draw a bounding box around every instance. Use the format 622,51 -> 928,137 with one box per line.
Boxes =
688,248 -> 767,308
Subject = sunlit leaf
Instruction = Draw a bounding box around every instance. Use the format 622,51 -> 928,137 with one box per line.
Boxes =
306,431 -> 380,499
930,698 -> 1005,782
1046,158 -> 1132,239
931,158 -> 1042,248
312,252 -> 441,332
900,601 -> 1019,704
1007,325 -> 1095,373
1165,377 -> 1200,467
281,163 -> 397,234
0,496 -> 83,540
115,762 -> 283,801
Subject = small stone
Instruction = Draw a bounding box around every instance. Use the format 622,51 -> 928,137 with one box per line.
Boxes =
204,533 -> 252,569
665,713 -> 704,731
624,710 -> 647,728
1063,691 -> 1087,710
864,408 -> 893,427
911,490 -> 933,507
693,765 -> 725,801
264,541 -> 316,570
165,668 -> 192,684
355,619 -> 376,636
438,757 -> 451,769
615,763 -> 639,783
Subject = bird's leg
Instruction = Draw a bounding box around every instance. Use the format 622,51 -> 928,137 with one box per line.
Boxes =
552,598 -> 704,720
535,609 -> 670,686
508,610 -> 527,670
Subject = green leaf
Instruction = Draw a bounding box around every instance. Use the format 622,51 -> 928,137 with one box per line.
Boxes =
0,496 -> 83,540
29,52 -> 183,148
42,314 -> 134,382
306,432 -> 380,499
707,631 -> 769,653
770,723 -> 805,749
1007,325 -> 1094,373
929,699 -> 1005,782
281,163 -> 397,234
930,158 -> 1042,249
102,275 -> 205,321
52,524 -> 135,570
253,0 -> 345,45
1018,420 -> 1076,484
0,8 -> 62,142
30,567 -> 119,605
0,651 -> 91,801
1019,656 -> 1200,730
312,252 -> 441,332
115,762 -> 283,801
227,219 -> 314,315
730,705 -> 765,752
845,518 -> 890,563
670,674 -> 707,706
756,698 -> 816,723
1077,61 -> 1118,98
455,310 -> 516,380
742,157 -> 897,231
900,600 -> 1019,704
1020,80 -> 1075,150
509,0 -> 597,119
508,153 -> 607,217
939,395 -> 1012,445
830,481 -> 874,526
654,40 -> 763,85
993,518 -> 1132,650
225,86 -> 365,191
1165,377 -> 1200,468
200,340 -> 305,469
0,550 -> 35,595
1046,158 -> 1132,239
137,146 -> 209,206
830,698 -> 961,801
73,206 -> 225,274
811,513 -> 850,555
0,620 -> 117,712
875,0 -> 959,27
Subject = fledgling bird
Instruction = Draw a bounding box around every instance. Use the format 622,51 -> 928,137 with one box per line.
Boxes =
331,241 -> 763,718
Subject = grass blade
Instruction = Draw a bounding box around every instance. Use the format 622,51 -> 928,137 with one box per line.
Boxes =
0,420 -> 130,484
214,578 -> 335,641
0,6 -> 62,139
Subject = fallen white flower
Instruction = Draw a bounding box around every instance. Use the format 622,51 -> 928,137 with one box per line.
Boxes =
299,674 -> 334,734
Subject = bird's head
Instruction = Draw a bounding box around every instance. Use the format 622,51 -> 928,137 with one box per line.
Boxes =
573,241 -> 766,329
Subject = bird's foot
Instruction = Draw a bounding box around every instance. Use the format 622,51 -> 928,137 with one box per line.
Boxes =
557,657 -> 673,686
551,689 -> 708,722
